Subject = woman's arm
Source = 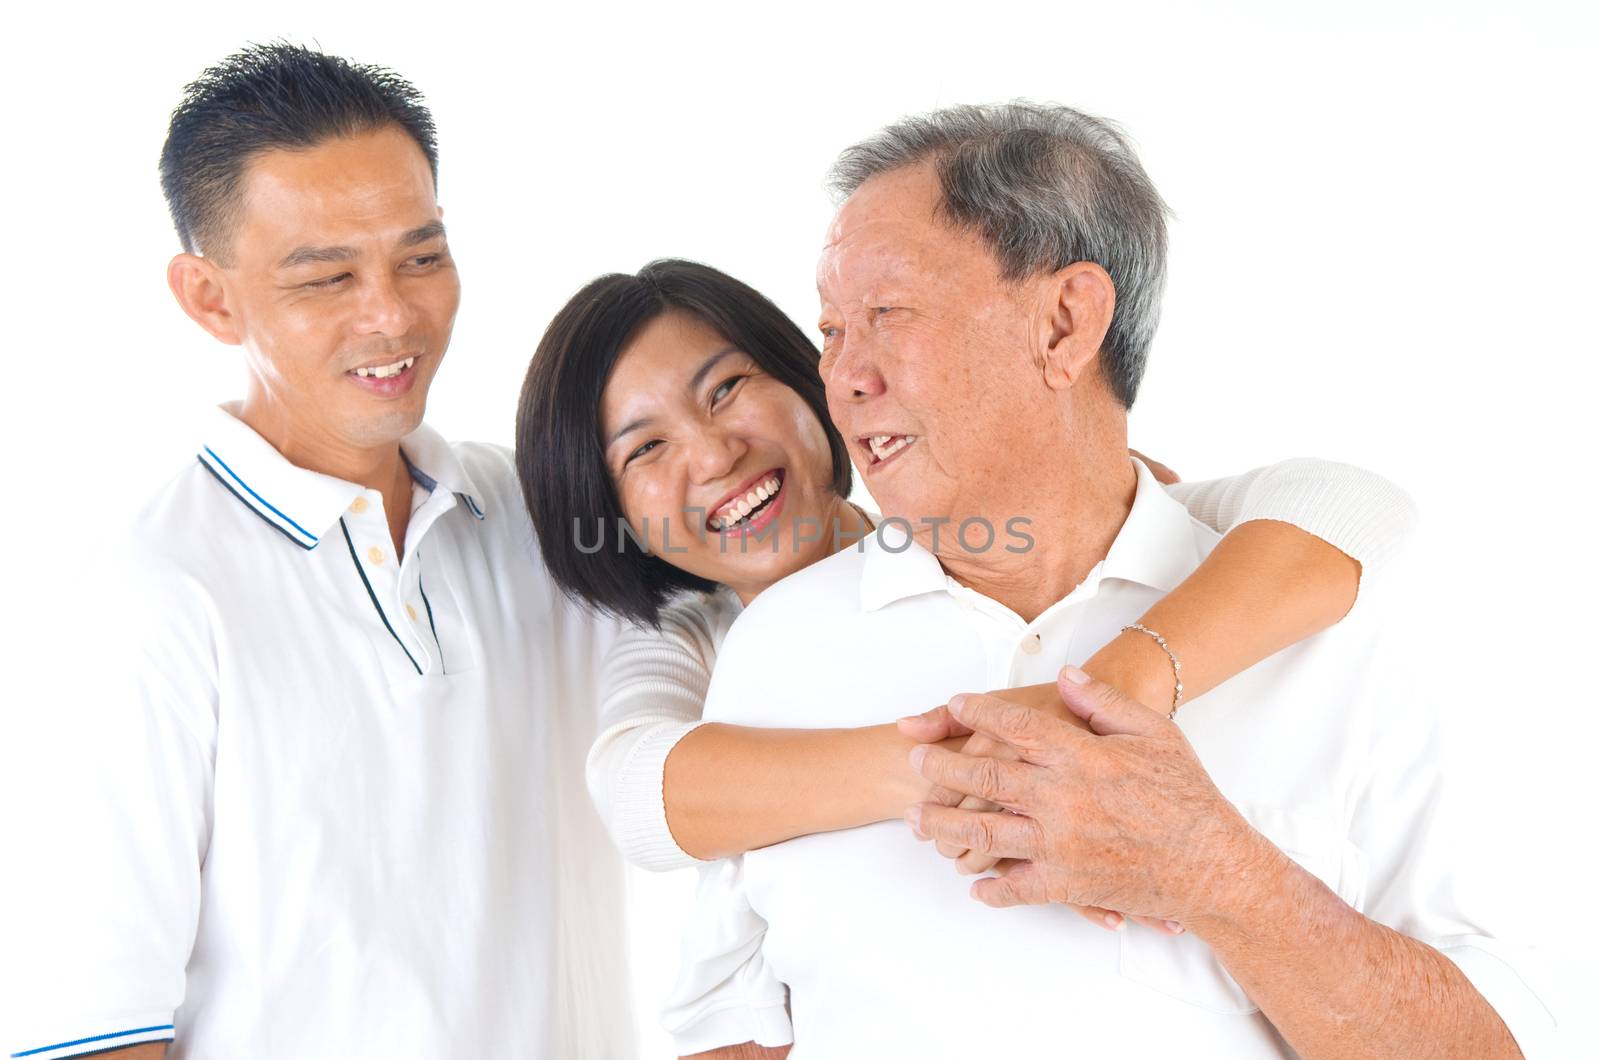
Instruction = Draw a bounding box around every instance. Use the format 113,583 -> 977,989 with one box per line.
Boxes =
589,590 -> 938,868
663,723 -> 933,862
1095,456 -> 1417,706
1085,518 -> 1359,709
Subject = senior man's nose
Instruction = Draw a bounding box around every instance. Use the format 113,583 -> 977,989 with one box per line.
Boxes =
825,332 -> 888,401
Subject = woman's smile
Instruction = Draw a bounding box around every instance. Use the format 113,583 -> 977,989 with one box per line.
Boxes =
707,468 -> 786,534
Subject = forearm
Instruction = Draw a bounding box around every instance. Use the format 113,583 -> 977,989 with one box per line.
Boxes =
1083,519 -> 1360,709
1197,841 -> 1520,1059
683,1043 -> 790,1059
664,722 -> 928,860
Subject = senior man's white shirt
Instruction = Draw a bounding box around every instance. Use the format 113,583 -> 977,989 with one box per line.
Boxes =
664,458 -> 1553,1058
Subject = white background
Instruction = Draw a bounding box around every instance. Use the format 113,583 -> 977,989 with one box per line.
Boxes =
2,1 -> 1596,1055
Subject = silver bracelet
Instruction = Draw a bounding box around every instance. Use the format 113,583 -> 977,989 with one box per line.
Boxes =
1121,623 -> 1184,719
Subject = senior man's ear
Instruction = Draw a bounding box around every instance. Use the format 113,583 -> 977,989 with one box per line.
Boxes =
167,252 -> 244,346
1039,261 -> 1116,391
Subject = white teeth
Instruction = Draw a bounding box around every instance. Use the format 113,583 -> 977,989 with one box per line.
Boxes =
711,474 -> 784,530
355,356 -> 416,379
867,434 -> 916,461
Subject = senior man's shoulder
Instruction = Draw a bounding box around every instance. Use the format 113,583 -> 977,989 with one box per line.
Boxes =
717,534 -> 875,656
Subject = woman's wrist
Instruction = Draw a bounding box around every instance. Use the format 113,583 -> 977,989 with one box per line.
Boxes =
873,723 -> 964,818
1082,632 -> 1179,713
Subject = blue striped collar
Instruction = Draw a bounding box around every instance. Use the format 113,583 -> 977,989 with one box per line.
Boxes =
198,406 -> 487,551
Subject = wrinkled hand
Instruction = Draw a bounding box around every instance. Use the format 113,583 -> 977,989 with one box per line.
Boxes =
899,683 -> 1084,866
899,683 -> 1177,935
904,667 -> 1259,927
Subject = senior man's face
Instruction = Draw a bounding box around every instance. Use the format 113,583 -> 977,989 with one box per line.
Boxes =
816,163 -> 1048,529
176,125 -> 459,462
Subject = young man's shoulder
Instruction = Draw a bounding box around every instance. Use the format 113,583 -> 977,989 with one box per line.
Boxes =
446,439 -> 524,526
130,455 -> 244,572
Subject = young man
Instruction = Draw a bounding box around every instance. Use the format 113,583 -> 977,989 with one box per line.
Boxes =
6,44 -> 629,1059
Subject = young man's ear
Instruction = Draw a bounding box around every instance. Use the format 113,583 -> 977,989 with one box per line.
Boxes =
168,253 -> 243,346
1039,261 -> 1116,391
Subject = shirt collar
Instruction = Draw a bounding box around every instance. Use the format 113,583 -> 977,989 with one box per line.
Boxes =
397,418 -> 489,522
859,456 -> 1201,612
1096,456 -> 1206,594
197,406 -> 487,551
858,516 -> 951,612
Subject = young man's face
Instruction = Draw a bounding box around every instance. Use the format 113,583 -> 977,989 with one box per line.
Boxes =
208,125 -> 459,459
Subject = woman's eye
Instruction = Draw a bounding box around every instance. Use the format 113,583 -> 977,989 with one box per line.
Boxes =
626,439 -> 662,464
711,375 -> 745,403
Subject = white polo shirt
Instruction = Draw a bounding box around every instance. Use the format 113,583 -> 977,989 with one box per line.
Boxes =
664,458 -> 1557,1058
6,407 -> 629,1060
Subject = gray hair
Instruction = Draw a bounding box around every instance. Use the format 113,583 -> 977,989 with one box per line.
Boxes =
827,102 -> 1169,408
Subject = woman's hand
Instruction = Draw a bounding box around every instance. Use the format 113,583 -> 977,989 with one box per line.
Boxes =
1129,448 -> 1180,484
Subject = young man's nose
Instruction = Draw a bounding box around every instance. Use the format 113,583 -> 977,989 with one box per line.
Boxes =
354,273 -> 421,337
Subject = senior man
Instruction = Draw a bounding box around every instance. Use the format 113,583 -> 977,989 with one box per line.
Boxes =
665,104 -> 1552,1058
5,45 -> 628,1059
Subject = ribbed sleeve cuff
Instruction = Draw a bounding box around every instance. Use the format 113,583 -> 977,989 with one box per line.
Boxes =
1440,938 -> 1560,1059
9,1018 -> 175,1060
668,999 -> 794,1056
1237,458 -> 1420,582
610,719 -> 708,873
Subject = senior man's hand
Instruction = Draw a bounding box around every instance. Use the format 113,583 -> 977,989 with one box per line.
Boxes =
901,684 -> 1173,934
905,666 -> 1263,926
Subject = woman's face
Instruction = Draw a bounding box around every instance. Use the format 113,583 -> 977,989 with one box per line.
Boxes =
599,310 -> 845,601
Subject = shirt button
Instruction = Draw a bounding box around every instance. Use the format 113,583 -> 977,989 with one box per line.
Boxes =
406,603 -> 418,621
367,545 -> 385,565
1021,633 -> 1043,655
349,496 -> 369,514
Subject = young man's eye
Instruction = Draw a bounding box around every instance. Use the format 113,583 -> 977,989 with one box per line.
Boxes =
409,254 -> 440,267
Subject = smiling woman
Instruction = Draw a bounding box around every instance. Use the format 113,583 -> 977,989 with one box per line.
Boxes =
517,259 -> 857,619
